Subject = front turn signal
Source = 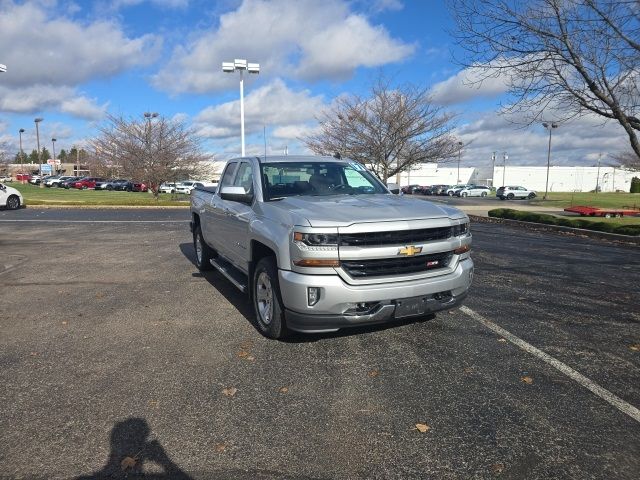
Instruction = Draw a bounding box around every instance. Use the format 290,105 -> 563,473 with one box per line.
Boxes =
454,245 -> 471,255
293,259 -> 340,267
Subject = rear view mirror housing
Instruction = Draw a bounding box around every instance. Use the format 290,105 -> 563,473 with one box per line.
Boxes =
386,182 -> 400,194
220,185 -> 254,204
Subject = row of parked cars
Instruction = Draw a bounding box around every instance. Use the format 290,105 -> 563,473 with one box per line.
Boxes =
400,183 -> 537,199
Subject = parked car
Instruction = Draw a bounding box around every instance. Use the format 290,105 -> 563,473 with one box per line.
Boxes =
130,181 -> 148,192
0,182 -> 23,210
159,182 -> 178,194
400,184 -> 423,195
422,184 -> 448,196
29,175 -> 43,185
0,175 -> 13,182
111,180 -> 133,191
72,177 -> 106,189
175,180 -> 199,194
60,176 -> 81,189
45,175 -> 75,187
95,179 -> 128,190
15,173 -> 32,182
496,186 -> 537,200
456,185 -> 491,197
446,185 -> 470,196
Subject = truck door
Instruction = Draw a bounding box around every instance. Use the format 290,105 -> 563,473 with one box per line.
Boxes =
218,162 -> 254,272
204,162 -> 237,258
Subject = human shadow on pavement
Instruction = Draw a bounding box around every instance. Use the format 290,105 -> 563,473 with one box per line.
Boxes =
75,417 -> 191,480
179,242 -> 437,342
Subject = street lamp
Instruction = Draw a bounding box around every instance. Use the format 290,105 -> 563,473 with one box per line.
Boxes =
491,151 -> 496,187
222,58 -> 260,157
51,138 -> 57,174
542,122 -> 558,199
144,111 -> 159,128
18,129 -> 25,183
34,118 -> 44,187
502,152 -> 508,187
456,141 -> 463,184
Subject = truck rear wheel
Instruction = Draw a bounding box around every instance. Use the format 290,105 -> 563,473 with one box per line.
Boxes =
252,257 -> 287,339
193,225 -> 214,271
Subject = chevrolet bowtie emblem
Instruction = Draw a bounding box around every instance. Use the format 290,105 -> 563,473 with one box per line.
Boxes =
398,245 -> 422,256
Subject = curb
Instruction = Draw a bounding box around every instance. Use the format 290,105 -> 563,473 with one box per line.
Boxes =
469,215 -> 640,246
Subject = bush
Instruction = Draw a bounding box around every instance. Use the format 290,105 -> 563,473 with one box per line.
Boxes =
631,177 -> 640,193
487,209 -> 639,236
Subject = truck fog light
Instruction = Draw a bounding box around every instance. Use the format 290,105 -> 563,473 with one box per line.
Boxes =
308,287 -> 320,306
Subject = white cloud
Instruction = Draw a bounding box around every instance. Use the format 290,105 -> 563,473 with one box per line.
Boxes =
430,66 -> 511,106
109,0 -> 189,9
0,85 -> 106,120
60,96 -> 108,120
195,79 -> 325,139
152,0 -> 415,94
0,2 -> 161,88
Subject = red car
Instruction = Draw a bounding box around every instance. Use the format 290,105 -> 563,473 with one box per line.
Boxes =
73,177 -> 106,189
15,173 -> 32,181
130,181 -> 148,192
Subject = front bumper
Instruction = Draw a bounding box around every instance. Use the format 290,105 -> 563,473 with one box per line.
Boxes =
280,258 -> 473,333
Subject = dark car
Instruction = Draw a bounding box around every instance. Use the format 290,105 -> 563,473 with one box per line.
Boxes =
60,176 -> 81,189
130,181 -> 148,192
426,184 -> 450,196
401,184 -> 423,194
95,179 -> 128,190
113,180 -> 133,191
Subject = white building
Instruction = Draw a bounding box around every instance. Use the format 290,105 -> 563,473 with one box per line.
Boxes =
493,165 -> 637,192
394,163 -> 477,186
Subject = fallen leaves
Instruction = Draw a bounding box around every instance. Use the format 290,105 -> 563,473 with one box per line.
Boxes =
629,344 -> 640,352
415,423 -> 431,433
368,369 -> 380,378
237,350 -> 255,361
278,387 -> 289,394
222,387 -> 238,397
497,338 -> 507,343
490,463 -> 505,474
121,456 -> 136,470
148,400 -> 159,409
521,376 -> 534,385
214,443 -> 227,453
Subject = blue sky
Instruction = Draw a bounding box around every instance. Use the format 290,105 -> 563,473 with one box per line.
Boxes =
0,0 -> 628,168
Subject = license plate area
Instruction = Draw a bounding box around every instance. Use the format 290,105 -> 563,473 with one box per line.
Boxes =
394,296 -> 427,319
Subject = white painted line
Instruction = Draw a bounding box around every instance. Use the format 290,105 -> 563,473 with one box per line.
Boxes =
460,305 -> 640,423
0,219 -> 187,223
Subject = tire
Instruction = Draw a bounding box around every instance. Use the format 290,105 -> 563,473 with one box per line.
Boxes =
6,195 -> 20,210
499,196 -> 506,200
107,185 -> 113,191
448,191 -> 454,196
507,193 -> 515,200
527,192 -> 536,199
82,185 -> 88,190
461,192 -> 467,197
252,257 -> 287,339
604,213 -> 612,218
193,225 -> 215,271
481,191 -> 487,197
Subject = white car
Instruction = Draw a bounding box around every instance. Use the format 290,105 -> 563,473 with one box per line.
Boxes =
0,182 -> 23,209
159,182 -> 178,194
176,180 -> 198,194
28,175 -> 42,185
0,175 -> 12,182
496,185 -> 537,200
456,185 -> 491,197
446,184 -> 470,196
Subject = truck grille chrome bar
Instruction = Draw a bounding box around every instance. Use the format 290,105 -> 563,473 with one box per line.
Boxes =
341,251 -> 454,278
339,226 -> 452,247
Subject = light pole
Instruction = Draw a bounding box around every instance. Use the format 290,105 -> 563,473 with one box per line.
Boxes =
222,59 -> 260,157
51,138 -> 57,174
34,118 -> 44,187
19,128 -> 25,183
542,122 -> 558,199
457,141 -> 463,184
491,151 -> 496,187
502,152 -> 508,187
596,153 -> 602,193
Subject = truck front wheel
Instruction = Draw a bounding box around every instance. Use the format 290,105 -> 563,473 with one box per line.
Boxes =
252,257 -> 287,339
193,225 -> 214,271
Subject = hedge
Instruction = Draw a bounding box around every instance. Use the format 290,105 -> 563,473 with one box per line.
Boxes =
487,208 -> 640,236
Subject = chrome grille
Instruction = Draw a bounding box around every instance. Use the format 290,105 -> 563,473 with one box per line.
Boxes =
341,251 -> 454,278
339,227 -> 452,247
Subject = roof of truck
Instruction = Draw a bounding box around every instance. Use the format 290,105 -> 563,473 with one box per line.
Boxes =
230,155 -> 349,164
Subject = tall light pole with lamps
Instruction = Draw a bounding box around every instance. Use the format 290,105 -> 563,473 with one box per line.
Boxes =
222,59 -> 260,157
502,152 -> 508,187
542,122 -> 558,199
34,118 -> 44,187
491,151 -> 496,186
18,128 -> 25,183
51,138 -> 57,174
456,141 -> 463,184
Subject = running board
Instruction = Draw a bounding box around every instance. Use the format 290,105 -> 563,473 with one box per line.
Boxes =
210,257 -> 248,293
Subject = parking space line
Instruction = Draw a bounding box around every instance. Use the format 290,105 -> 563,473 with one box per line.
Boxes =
460,305 -> 640,423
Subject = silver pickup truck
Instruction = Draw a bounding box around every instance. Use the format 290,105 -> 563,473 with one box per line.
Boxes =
190,155 -> 473,339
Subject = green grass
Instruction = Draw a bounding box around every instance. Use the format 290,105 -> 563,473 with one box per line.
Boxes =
489,208 -> 640,236
529,192 -> 640,210
12,183 -> 190,206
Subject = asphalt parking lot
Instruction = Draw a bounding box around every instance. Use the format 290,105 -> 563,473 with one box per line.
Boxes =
1,207 -> 639,479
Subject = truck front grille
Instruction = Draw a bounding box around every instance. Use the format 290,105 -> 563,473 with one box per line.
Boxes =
339,226 -> 452,247
341,251 -> 454,278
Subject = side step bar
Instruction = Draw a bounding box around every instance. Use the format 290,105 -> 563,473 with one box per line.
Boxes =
210,257 -> 248,293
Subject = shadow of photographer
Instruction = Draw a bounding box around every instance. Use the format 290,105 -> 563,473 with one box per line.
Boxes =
75,417 -> 191,479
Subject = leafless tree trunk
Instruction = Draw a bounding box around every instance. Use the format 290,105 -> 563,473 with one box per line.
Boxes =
612,149 -> 640,171
450,0 -> 640,157
302,77 -> 459,183
92,115 -> 212,198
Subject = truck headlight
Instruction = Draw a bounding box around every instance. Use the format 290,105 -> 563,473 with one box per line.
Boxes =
452,222 -> 469,236
294,232 -> 338,246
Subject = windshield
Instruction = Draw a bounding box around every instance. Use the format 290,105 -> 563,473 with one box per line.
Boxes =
260,161 -> 387,201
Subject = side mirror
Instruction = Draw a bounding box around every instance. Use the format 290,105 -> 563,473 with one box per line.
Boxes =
220,185 -> 253,204
386,182 -> 400,194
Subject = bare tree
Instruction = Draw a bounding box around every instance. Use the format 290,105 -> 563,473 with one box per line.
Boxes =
302,78 -> 459,182
450,0 -> 640,156
92,115 -> 212,198
612,149 -> 640,171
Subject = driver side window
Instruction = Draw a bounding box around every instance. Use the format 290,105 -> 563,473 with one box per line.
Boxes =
233,163 -> 254,193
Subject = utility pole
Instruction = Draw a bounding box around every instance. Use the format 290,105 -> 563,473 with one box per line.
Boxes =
542,122 -> 558,200
502,152 -> 508,187
491,151 -> 496,187
19,128 -> 25,183
596,153 -> 602,193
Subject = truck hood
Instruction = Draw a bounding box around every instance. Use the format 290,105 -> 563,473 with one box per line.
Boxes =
267,194 -> 464,227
